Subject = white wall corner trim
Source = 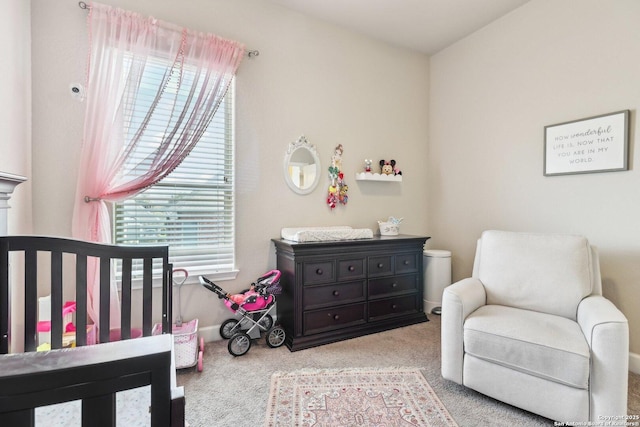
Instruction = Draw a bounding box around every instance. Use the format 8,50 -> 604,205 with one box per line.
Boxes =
0,172 -> 27,236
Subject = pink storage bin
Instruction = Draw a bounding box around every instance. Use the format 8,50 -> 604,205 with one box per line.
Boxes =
153,319 -> 200,370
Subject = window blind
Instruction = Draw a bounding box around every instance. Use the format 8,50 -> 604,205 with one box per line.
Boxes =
113,64 -> 235,277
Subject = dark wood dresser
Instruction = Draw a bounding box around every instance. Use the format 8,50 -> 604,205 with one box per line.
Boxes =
272,235 -> 430,351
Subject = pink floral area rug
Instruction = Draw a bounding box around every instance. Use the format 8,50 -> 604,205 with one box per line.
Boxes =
264,367 -> 458,426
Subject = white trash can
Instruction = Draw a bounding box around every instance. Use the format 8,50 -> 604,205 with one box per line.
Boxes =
423,249 -> 452,315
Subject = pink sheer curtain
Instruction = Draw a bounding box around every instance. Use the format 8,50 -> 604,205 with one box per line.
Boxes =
72,2 -> 245,330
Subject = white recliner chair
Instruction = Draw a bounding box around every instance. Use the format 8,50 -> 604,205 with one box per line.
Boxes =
441,230 -> 628,422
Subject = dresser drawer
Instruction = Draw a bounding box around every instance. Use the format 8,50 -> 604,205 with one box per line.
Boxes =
369,274 -> 418,297
395,253 -> 419,274
303,281 -> 366,310
303,260 -> 335,285
303,303 -> 367,335
337,258 -> 366,280
368,295 -> 419,321
368,255 -> 393,277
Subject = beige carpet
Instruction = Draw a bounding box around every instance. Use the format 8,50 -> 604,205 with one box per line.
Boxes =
264,367 -> 458,426
177,315 -> 639,427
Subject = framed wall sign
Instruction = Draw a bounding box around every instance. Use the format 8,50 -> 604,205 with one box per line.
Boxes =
544,110 -> 630,176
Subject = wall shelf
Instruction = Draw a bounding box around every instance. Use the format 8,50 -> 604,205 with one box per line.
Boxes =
354,172 -> 402,182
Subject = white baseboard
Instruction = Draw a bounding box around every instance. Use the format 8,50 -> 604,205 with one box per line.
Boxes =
629,352 -> 640,374
423,300 -> 441,315
199,325 -> 222,342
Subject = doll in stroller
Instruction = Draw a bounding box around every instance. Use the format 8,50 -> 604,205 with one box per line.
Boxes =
199,270 -> 286,356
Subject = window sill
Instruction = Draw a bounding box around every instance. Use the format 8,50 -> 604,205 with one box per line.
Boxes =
180,267 -> 239,286
118,268 -> 239,290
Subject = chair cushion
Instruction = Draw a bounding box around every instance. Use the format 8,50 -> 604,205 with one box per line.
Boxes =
476,230 -> 593,320
464,305 -> 590,389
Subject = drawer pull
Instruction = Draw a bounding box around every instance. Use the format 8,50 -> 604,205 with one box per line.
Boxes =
403,260 -> 410,265
333,290 -> 340,297
391,282 -> 398,288
348,265 -> 355,272
316,268 -> 323,275
328,313 -> 340,321
391,304 -> 397,310
377,263 -> 384,269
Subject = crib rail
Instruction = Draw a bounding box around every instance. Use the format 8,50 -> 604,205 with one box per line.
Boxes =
0,235 -> 172,353
0,334 -> 173,426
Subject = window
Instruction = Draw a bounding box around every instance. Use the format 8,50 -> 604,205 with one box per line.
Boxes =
113,56 -> 236,280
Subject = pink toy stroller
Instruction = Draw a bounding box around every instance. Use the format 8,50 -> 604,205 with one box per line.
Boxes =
199,270 -> 286,356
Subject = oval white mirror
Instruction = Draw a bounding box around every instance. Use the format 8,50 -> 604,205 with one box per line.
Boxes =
284,136 -> 321,195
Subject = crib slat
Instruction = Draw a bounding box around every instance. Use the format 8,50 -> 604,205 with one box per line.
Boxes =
76,254 -> 88,347
0,239 -> 8,354
50,250 -> 63,350
120,258 -> 132,340
142,258 -> 153,336
99,257 -> 110,343
82,394 -> 116,426
24,249 -> 38,352
163,263 -> 173,334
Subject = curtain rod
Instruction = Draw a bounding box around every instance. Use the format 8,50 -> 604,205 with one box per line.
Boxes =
78,1 -> 260,58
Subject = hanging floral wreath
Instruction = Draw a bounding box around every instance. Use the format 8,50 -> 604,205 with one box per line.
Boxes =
327,144 -> 348,209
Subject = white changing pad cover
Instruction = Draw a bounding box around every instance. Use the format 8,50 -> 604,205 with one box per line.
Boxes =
281,226 -> 374,242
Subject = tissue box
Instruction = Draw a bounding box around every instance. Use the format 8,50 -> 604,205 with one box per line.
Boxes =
378,221 -> 399,236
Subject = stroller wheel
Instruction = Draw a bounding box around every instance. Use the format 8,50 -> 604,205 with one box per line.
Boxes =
228,332 -> 252,356
197,350 -> 204,372
257,314 -> 273,331
266,326 -> 286,348
220,319 -> 239,339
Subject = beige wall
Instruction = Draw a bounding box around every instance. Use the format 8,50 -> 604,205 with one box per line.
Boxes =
1,0 -> 32,234
27,0 -> 639,359
30,0 -> 429,329
429,0 -> 640,354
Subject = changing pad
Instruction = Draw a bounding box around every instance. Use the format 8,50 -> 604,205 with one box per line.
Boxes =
281,226 -> 374,242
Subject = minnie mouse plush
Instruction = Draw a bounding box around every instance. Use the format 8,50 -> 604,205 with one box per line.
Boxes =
379,159 -> 396,175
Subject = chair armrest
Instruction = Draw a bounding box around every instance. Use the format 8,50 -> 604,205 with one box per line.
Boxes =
441,278 -> 486,384
577,295 -> 628,420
